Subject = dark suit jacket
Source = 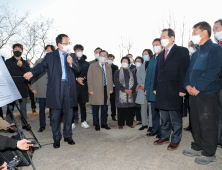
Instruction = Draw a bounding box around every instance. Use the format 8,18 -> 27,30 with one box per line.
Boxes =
31,49 -> 81,109
5,57 -> 30,98
75,54 -> 89,103
153,44 -> 190,111
111,64 -> 118,83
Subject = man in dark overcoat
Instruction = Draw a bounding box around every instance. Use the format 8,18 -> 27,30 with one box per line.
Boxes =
153,28 -> 190,150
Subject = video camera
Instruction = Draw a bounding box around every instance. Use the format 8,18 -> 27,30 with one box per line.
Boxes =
7,156 -> 21,170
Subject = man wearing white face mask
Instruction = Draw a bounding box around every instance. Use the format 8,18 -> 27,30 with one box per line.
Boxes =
145,38 -> 163,138
71,44 -> 90,129
126,54 -> 136,72
213,19 -> 222,149
213,19 -> 222,46
24,34 -> 80,148
188,41 -> 197,57
153,28 -> 190,151
32,45 -> 55,132
183,21 -> 222,165
87,50 -> 113,131
107,54 -> 119,121
89,47 -> 102,65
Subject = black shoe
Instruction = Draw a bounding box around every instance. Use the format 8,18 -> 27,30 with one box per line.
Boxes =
7,128 -> 15,133
38,126 -> 45,132
138,125 -> 148,130
217,144 -> 222,148
53,140 -> 60,148
183,126 -> 191,131
112,117 -> 117,121
32,109 -> 37,113
64,138 -> 75,145
147,131 -> 159,136
156,132 -> 162,139
95,125 -> 100,131
22,126 -> 30,130
147,127 -> 153,132
101,124 -> 111,130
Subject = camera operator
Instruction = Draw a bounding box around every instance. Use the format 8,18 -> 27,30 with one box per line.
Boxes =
0,117 -> 16,133
0,135 -> 33,169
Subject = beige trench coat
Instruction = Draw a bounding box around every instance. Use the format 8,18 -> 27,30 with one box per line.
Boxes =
87,62 -> 113,105
0,117 -> 9,130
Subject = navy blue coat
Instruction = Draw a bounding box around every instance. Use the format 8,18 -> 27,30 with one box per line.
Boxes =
144,54 -> 158,102
31,49 -> 81,109
153,44 -> 190,111
184,39 -> 222,95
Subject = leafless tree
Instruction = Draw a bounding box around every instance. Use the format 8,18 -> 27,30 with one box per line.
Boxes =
0,5 -> 28,49
158,9 -> 191,47
124,37 -> 133,54
118,36 -> 133,58
21,17 -> 54,63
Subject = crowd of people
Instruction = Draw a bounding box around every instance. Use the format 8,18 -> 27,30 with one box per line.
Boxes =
1,19 -> 222,168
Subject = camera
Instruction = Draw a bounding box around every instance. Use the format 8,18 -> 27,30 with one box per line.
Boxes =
7,156 -> 21,170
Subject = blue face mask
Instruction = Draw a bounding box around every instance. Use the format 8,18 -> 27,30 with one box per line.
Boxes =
143,55 -> 149,61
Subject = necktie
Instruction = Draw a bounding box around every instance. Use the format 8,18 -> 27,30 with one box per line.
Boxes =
220,41 -> 222,46
62,53 -> 68,82
164,49 -> 169,61
101,64 -> 107,86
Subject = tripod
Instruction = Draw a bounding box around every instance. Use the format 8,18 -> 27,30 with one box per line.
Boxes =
14,101 -> 42,148
10,101 -> 36,170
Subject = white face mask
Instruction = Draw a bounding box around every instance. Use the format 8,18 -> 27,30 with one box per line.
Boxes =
188,47 -> 196,54
161,39 -> 170,47
95,53 -> 100,59
60,44 -> 72,53
191,32 -> 204,45
99,56 -> 106,63
107,60 -> 113,65
76,52 -> 83,57
122,62 -> 128,68
135,62 -> 141,68
153,46 -> 162,54
214,31 -> 222,41
129,58 -> 133,63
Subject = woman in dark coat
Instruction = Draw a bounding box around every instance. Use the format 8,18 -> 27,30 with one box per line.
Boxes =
114,57 -> 137,129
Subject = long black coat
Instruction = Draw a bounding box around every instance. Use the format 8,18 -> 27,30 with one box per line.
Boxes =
75,54 -> 89,103
5,56 -> 30,98
153,44 -> 190,111
31,49 -> 81,109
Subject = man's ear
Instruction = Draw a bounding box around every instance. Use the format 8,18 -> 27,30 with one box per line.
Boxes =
58,43 -> 62,49
171,36 -> 175,43
203,30 -> 209,38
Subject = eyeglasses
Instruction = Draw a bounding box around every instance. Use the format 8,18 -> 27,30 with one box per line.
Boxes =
61,42 -> 72,45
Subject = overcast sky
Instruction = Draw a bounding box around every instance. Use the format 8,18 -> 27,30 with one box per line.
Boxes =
1,0 -> 221,66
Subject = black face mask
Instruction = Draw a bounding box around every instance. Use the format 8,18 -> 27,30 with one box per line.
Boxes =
13,51 -> 22,57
